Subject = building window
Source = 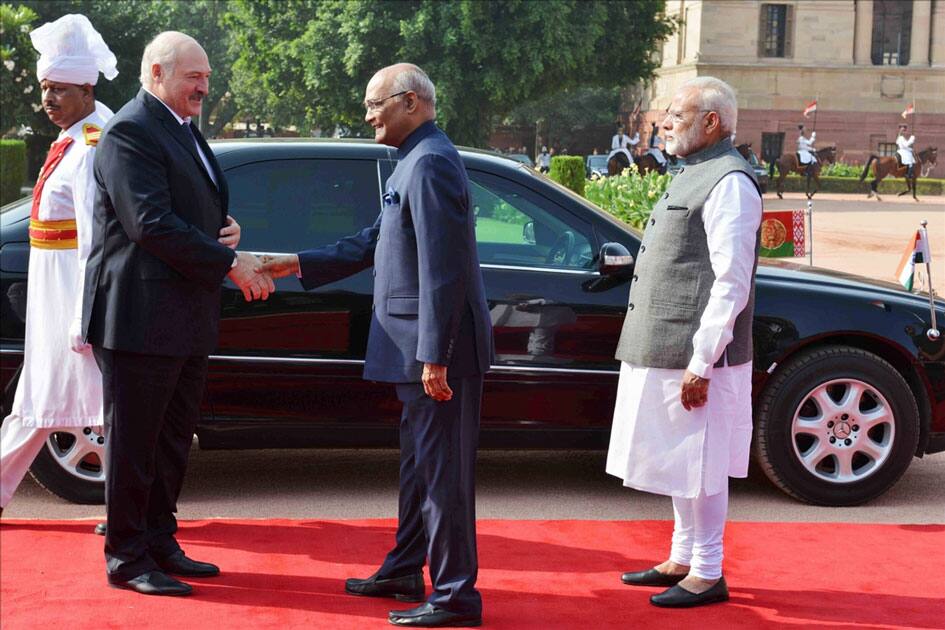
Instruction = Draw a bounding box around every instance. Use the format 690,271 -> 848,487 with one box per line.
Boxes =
878,142 -> 898,157
871,0 -> 912,66
759,4 -> 793,58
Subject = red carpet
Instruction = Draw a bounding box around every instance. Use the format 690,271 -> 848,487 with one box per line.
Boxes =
1,519 -> 943,629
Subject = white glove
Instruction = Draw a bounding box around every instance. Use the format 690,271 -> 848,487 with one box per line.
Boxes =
69,317 -> 91,354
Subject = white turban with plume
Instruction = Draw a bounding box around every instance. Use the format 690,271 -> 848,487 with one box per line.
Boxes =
31,14 -> 118,85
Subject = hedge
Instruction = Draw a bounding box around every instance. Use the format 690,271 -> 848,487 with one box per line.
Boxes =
549,155 -> 585,197
1,139 -> 27,205
775,174 -> 944,196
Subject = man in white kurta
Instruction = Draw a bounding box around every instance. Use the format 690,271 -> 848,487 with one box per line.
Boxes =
0,15 -> 117,512
609,125 -> 640,167
606,76 -> 762,608
896,124 -> 916,178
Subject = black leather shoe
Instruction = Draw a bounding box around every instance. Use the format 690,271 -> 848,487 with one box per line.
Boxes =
388,602 -> 481,627
346,571 -> 424,602
621,567 -> 687,587
109,571 -> 192,596
650,576 -> 729,608
94,522 -> 106,536
156,550 -> 220,577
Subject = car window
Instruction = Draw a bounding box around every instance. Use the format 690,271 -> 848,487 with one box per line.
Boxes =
225,159 -> 381,253
469,170 -> 594,270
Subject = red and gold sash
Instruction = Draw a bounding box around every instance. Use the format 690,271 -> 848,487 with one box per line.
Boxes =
29,218 -> 78,249
30,136 -> 74,221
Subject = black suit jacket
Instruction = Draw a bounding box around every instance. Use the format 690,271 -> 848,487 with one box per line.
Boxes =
82,89 -> 235,357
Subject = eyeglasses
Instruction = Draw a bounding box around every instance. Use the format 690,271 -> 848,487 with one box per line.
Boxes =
663,109 -> 713,124
364,91 -> 408,112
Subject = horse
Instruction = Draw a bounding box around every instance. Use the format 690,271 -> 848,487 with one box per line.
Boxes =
606,149 -> 672,176
859,147 -> 938,202
769,145 -> 837,199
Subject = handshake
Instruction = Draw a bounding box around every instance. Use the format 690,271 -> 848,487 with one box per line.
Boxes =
226,252 -> 302,302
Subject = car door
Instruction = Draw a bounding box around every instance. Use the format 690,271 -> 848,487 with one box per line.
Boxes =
205,156 -> 402,444
466,167 -> 630,444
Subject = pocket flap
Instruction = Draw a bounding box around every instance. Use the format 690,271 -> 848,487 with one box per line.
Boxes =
388,296 -> 419,315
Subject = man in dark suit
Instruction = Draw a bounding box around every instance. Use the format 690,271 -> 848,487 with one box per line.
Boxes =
83,31 -> 272,597
259,63 -> 492,627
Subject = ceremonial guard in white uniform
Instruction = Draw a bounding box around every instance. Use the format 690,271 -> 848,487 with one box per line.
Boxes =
0,14 -> 116,512
609,125 -> 639,165
796,124 -> 816,168
896,124 -> 916,178
608,77 -> 761,608
647,122 -> 668,169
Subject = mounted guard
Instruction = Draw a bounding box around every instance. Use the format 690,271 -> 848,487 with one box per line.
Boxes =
796,124 -> 817,174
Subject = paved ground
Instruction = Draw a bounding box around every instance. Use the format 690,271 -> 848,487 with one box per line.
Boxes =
3,193 -> 943,525
762,192 -> 944,294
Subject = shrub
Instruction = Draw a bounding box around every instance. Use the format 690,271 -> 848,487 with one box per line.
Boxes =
777,174 -> 943,196
819,161 -> 863,178
549,155 -> 585,196
0,139 -> 27,205
584,164 -> 671,229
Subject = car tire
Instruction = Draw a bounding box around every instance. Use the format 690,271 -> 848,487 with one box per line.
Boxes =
28,427 -> 106,504
754,345 -> 919,506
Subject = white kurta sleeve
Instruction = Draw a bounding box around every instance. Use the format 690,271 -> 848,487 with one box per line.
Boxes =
687,172 -> 762,378
611,134 -> 620,150
629,132 -> 640,146
71,147 -> 96,322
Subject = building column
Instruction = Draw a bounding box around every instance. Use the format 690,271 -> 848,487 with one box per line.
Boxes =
853,0 -> 873,65
932,0 -> 945,66
909,0 -> 931,66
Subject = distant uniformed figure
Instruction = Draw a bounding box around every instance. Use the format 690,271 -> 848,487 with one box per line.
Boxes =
538,145 -> 551,173
0,14 -> 116,513
896,124 -> 916,178
609,124 -> 640,166
796,124 -> 817,170
647,122 -> 668,171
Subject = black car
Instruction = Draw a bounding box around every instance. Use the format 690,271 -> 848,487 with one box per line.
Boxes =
2,139 -> 943,507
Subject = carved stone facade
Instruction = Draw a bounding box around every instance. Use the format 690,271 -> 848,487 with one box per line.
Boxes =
638,0 -> 944,165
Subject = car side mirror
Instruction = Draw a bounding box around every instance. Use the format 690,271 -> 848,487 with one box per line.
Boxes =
522,221 -> 536,245
598,242 -> 634,276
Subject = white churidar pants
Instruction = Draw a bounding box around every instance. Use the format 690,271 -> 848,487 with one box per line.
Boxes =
0,417 -> 54,507
668,483 -> 729,580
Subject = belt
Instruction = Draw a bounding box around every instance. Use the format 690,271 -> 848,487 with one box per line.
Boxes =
29,218 -> 77,249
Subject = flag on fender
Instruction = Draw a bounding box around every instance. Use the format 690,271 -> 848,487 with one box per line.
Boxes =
760,210 -> 806,258
896,228 -> 931,290
803,100 -> 817,117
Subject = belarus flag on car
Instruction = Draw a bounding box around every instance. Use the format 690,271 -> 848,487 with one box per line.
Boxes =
803,100 -> 817,117
896,228 -> 931,291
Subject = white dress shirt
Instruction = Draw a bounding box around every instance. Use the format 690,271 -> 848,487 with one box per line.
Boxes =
143,88 -> 218,187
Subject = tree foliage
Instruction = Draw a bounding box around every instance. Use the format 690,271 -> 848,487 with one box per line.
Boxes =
228,0 -> 675,145
0,4 -> 39,135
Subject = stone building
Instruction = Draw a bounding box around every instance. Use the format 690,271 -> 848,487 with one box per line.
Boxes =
637,0 -> 944,166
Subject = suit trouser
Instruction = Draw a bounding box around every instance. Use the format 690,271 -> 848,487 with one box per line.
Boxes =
379,374 -> 483,616
0,416 -> 54,507
93,347 -> 207,581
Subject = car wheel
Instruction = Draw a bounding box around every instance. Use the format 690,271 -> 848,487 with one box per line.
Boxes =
754,345 -> 919,506
28,427 -> 106,504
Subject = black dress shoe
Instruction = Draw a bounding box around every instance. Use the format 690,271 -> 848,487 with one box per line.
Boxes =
345,571 -> 424,602
388,602 -> 481,627
650,576 -> 729,608
156,550 -> 220,577
109,571 -> 192,596
94,522 -> 106,536
621,567 -> 687,587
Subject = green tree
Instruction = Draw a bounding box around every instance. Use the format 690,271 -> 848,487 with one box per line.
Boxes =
502,85 -> 623,153
227,0 -> 675,145
0,4 -> 39,136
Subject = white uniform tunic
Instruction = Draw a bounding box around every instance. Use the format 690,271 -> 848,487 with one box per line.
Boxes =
797,131 -> 816,164
609,132 -> 639,165
647,135 -> 667,165
897,134 -> 916,165
8,102 -> 112,428
606,172 -> 762,498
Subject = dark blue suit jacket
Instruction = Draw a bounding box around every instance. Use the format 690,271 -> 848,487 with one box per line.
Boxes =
298,121 -> 493,383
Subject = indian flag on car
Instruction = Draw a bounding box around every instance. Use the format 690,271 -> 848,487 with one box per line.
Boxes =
895,228 -> 931,291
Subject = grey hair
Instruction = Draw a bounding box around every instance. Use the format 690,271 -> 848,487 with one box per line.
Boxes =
391,65 -> 436,108
681,76 -> 738,135
140,31 -> 195,87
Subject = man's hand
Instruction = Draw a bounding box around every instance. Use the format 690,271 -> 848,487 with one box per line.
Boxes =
218,215 -> 241,249
69,317 -> 91,354
422,363 -> 452,401
255,254 -> 301,279
228,251 -> 275,301
680,369 -> 709,411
